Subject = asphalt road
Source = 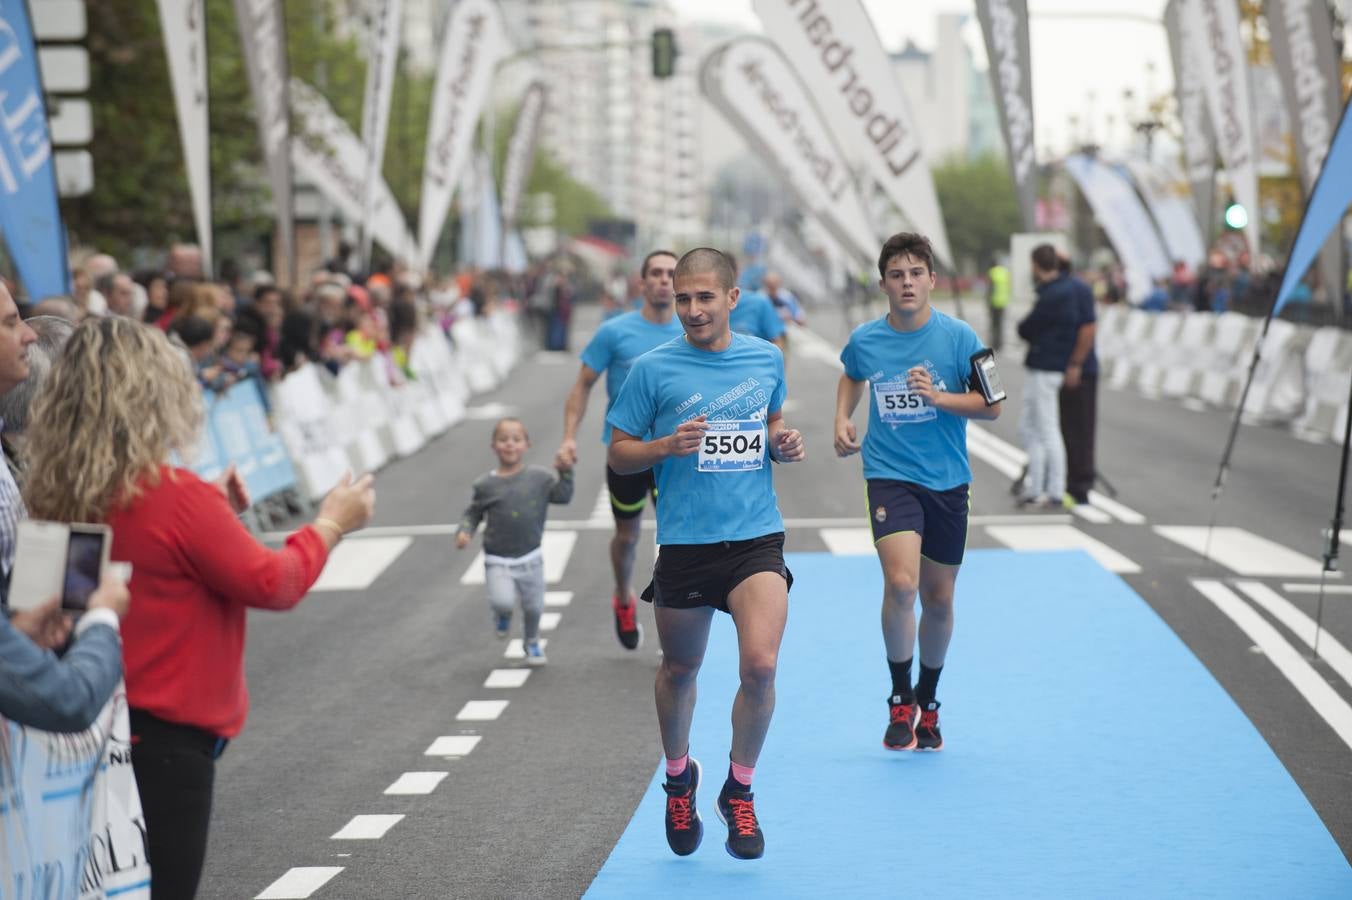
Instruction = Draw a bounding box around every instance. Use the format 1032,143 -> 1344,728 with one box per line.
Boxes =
198,301 -> 1351,899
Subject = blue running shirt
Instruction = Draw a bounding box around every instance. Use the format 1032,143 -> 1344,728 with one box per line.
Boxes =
839,311 -> 987,490
730,291 -> 787,342
579,311 -> 684,443
607,333 -> 787,545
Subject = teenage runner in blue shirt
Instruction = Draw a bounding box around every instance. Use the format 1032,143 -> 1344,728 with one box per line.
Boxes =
729,287 -> 787,348
834,232 -> 1003,753
608,248 -> 805,862
556,251 -> 683,650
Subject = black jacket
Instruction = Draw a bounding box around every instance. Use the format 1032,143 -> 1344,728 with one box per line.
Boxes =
1018,275 -> 1081,372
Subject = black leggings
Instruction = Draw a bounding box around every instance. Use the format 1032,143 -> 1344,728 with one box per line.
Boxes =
130,710 -> 223,900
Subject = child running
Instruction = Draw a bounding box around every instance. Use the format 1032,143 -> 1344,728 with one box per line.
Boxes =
456,418 -> 575,665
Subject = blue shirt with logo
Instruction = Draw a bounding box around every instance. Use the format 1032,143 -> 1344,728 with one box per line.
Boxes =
607,333 -> 787,545
840,310 -> 986,491
579,310 -> 685,443
730,291 -> 787,342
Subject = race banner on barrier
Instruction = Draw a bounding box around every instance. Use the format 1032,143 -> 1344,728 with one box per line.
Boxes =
418,0 -> 508,270
0,0 -> 71,300
1064,154 -> 1172,303
1273,96 -> 1352,317
500,80 -> 546,235
359,0 -> 404,269
291,79 -> 418,259
0,688 -> 151,899
1164,0 -> 1217,240
974,0 -> 1037,233
700,37 -> 877,265
232,0 -> 294,282
1264,0 -> 1343,305
752,0 -> 952,265
155,0 -> 213,274
1181,0 -> 1260,261
196,377 -> 298,501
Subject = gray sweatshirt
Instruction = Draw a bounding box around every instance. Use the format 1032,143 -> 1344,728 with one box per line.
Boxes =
458,465 -> 574,558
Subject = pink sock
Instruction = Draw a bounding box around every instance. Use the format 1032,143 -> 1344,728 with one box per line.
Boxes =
730,760 -> 754,787
665,753 -> 689,778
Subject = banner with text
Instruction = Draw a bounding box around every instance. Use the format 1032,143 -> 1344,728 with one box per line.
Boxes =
359,0 -> 403,268
1182,0 -> 1259,260
700,37 -> 876,266
500,80 -> 545,235
232,0 -> 294,282
156,0 -> 212,274
1264,0 -> 1343,304
1273,96 -> 1352,317
1064,154 -> 1172,304
0,689 -> 151,899
975,0 -> 1037,233
1122,157 -> 1206,269
418,0 -> 508,271
1164,0 -> 1217,241
291,79 -> 417,259
753,0 -> 951,265
0,0 -> 70,300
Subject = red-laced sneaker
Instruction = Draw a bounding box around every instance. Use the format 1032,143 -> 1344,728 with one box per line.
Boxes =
662,758 -> 702,856
884,694 -> 919,750
715,786 -> 764,860
915,700 -> 943,751
613,594 -> 644,650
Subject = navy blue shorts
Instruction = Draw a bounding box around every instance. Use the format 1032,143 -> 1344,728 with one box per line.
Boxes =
866,480 -> 970,566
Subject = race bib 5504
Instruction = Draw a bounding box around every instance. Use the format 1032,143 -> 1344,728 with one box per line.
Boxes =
698,419 -> 765,472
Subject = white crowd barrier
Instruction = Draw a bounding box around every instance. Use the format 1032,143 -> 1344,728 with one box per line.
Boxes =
272,311 -> 522,501
1096,306 -> 1348,442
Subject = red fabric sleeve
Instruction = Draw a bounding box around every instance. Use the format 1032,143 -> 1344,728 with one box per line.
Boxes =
174,474 -> 330,611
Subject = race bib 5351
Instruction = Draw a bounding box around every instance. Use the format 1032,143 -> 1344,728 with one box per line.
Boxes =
874,380 -> 936,424
698,419 -> 765,472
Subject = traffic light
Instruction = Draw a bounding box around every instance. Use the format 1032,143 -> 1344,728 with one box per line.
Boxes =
1223,201 -> 1248,230
652,27 -> 677,79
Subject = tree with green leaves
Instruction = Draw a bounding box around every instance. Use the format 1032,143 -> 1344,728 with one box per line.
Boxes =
932,153 -> 1022,274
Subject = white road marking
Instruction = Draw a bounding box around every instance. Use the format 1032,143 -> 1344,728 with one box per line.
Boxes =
464,403 -> 517,419
1071,503 -> 1113,524
1181,398 -> 1208,412
425,735 -> 481,757
505,638 -> 549,659
457,700 -> 509,721
484,669 -> 532,688
310,537 -> 412,592
1282,584 -> 1352,595
791,325 -> 844,368
1154,526 -> 1336,578
820,528 -> 875,556
1193,580 -> 1352,752
461,531 -> 578,585
1234,581 -> 1352,689
331,814 -> 404,840
589,486 -> 612,525
384,772 -> 449,795
1086,490 -> 1146,525
984,524 -> 1141,573
540,612 -> 562,631
966,430 -> 1025,480
255,867 -> 344,899
545,591 -> 573,607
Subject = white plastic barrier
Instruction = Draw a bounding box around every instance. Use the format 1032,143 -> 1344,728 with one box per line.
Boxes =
1196,312 -> 1262,408
1105,309 -> 1157,390
335,362 -> 392,472
451,318 -> 500,394
1131,311 -> 1184,396
1295,328 -> 1352,442
272,364 -> 354,501
1095,304 -> 1130,361
1240,319 -> 1310,424
1159,313 -> 1216,399
409,325 -> 469,428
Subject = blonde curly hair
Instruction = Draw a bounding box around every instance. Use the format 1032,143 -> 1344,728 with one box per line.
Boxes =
23,317 -> 204,522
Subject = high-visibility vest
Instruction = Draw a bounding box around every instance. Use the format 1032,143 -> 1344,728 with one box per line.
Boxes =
988,265 -> 1011,309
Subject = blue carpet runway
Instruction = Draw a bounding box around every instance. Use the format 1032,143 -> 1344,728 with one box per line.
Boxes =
585,550 -> 1352,898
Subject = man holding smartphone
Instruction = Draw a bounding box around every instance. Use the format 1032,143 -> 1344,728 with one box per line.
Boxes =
834,232 -> 1002,752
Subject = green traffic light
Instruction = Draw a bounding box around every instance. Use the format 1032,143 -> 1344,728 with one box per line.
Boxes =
1224,203 -> 1248,230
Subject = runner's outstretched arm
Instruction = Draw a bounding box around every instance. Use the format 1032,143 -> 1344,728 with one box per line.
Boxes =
834,375 -> 866,457
556,365 -> 600,468
607,416 -> 708,475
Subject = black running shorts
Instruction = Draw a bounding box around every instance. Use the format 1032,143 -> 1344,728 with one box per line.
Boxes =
641,532 -> 793,614
607,464 -> 657,520
866,479 -> 970,567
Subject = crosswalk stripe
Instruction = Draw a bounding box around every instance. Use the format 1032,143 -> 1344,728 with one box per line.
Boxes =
984,524 -> 1141,573
425,735 -> 481,757
1234,581 -> 1352,689
383,772 -> 448,795
545,591 -> 573,607
456,700 -> 509,721
484,669 -> 531,688
1071,504 -> 1113,524
540,612 -> 562,631
310,537 -> 412,592
1155,526 -> 1334,578
1193,579 -> 1352,752
589,486 -> 611,524
460,531 -> 579,585
819,528 -> 875,556
255,867 -> 344,899
331,815 -> 404,840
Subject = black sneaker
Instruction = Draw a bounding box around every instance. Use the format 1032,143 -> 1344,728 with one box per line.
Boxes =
915,700 -> 943,751
883,694 -> 919,750
715,785 -> 764,860
662,758 -> 702,856
613,594 -> 644,650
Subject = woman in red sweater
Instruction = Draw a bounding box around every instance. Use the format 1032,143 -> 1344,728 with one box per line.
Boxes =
22,318 -> 375,900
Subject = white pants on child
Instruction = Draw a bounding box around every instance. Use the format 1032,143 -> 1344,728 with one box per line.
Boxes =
484,549 -> 546,641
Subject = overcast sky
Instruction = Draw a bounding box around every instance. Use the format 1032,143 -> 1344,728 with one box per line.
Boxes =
675,0 -> 1174,158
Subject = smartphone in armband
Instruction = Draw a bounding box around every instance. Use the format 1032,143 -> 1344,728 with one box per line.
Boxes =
969,349 -> 1007,406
